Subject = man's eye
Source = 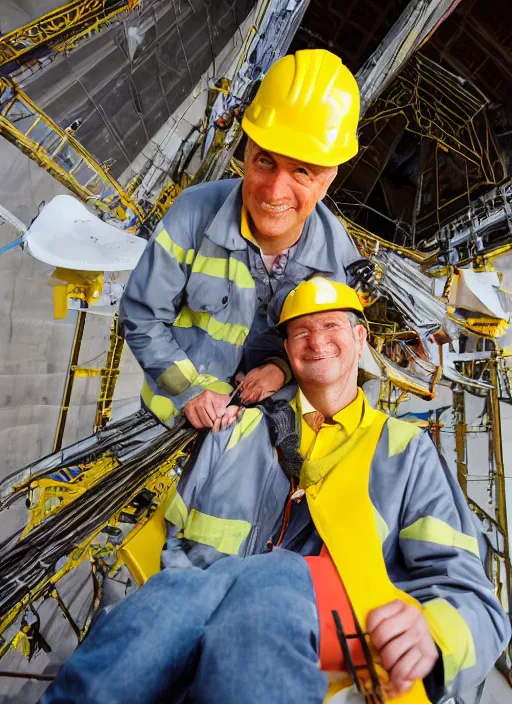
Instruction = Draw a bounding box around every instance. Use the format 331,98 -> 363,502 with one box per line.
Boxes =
294,331 -> 308,339
296,167 -> 310,176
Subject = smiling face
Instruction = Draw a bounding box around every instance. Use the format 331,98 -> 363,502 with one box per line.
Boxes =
284,310 -> 366,388
242,139 -> 337,250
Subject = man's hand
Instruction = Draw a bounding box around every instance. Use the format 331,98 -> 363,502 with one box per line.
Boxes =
183,390 -> 230,429
367,600 -> 438,696
239,363 -> 286,404
212,404 -> 242,433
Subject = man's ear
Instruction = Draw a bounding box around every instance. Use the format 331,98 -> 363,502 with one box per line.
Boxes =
355,323 -> 367,357
284,338 -> 289,356
319,166 -> 338,200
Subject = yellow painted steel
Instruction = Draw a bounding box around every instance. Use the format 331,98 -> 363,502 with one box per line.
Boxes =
119,487 -> 177,587
142,175 -> 192,224
51,269 -> 104,319
22,456 -> 119,537
448,313 -> 509,339
0,1 -> 141,67
95,314 -> 125,430
2,440 -> 193,649
0,79 -> 142,224
53,310 -> 87,452
72,367 -> 102,378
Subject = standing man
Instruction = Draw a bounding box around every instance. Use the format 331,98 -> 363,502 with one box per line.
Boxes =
120,48 -> 363,428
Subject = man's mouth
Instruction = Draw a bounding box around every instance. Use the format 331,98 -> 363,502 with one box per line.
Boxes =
304,355 -> 335,362
259,202 -> 291,213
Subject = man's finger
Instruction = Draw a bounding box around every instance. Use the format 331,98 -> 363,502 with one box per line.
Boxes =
367,600 -> 407,635
211,394 -> 229,415
185,407 -> 203,429
378,627 -> 420,674
258,386 -> 279,400
241,378 -> 258,391
389,646 -> 423,691
204,398 -> 220,424
407,649 -> 438,682
196,404 -> 215,428
369,605 -> 420,652
211,405 -> 240,432
221,406 -> 240,428
240,389 -> 258,403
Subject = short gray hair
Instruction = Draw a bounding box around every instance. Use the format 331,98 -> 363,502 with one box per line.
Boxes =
346,311 -> 365,328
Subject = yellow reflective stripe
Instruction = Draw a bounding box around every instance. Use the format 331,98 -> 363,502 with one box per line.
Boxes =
195,375 -> 233,394
174,306 -> 249,346
184,509 -> 251,555
156,229 -> 195,265
141,379 -> 179,424
400,516 -> 479,558
372,504 -> 389,545
175,359 -> 198,383
422,598 -> 476,688
387,416 -> 421,457
175,360 -> 232,394
164,490 -> 188,530
226,408 -> 263,450
193,254 -> 254,289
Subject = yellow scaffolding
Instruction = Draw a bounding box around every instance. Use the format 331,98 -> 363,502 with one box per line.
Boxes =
0,0 -> 140,68
0,78 -> 143,224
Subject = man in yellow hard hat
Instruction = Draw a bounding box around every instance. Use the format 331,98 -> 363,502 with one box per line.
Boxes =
120,49 -> 364,430
42,278 -> 509,704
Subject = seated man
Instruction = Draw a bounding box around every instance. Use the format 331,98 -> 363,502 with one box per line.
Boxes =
41,279 -> 510,704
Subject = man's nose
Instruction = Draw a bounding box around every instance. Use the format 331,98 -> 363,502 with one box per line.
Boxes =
307,331 -> 326,352
264,168 -> 291,202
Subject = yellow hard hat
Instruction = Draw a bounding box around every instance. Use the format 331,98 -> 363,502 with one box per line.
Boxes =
278,277 -> 364,328
242,49 -> 360,167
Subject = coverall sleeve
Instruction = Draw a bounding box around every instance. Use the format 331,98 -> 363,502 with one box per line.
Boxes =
247,330 -> 293,383
398,432 -> 510,699
119,198 -> 221,410
163,407 -> 289,569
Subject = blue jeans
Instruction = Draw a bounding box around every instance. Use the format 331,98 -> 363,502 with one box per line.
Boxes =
41,550 -> 327,704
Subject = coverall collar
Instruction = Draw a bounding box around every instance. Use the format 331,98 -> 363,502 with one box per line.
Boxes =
298,388 -> 364,438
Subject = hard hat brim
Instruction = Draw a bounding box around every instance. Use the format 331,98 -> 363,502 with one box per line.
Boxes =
242,117 -> 358,168
278,306 -> 364,332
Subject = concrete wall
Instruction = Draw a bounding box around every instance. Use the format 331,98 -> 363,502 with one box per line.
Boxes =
0,139 -> 142,477
0,1 -> 65,34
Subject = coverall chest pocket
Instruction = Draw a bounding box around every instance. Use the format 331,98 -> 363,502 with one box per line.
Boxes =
186,245 -> 232,315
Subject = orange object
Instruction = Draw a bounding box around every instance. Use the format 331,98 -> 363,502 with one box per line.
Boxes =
305,546 -> 366,672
